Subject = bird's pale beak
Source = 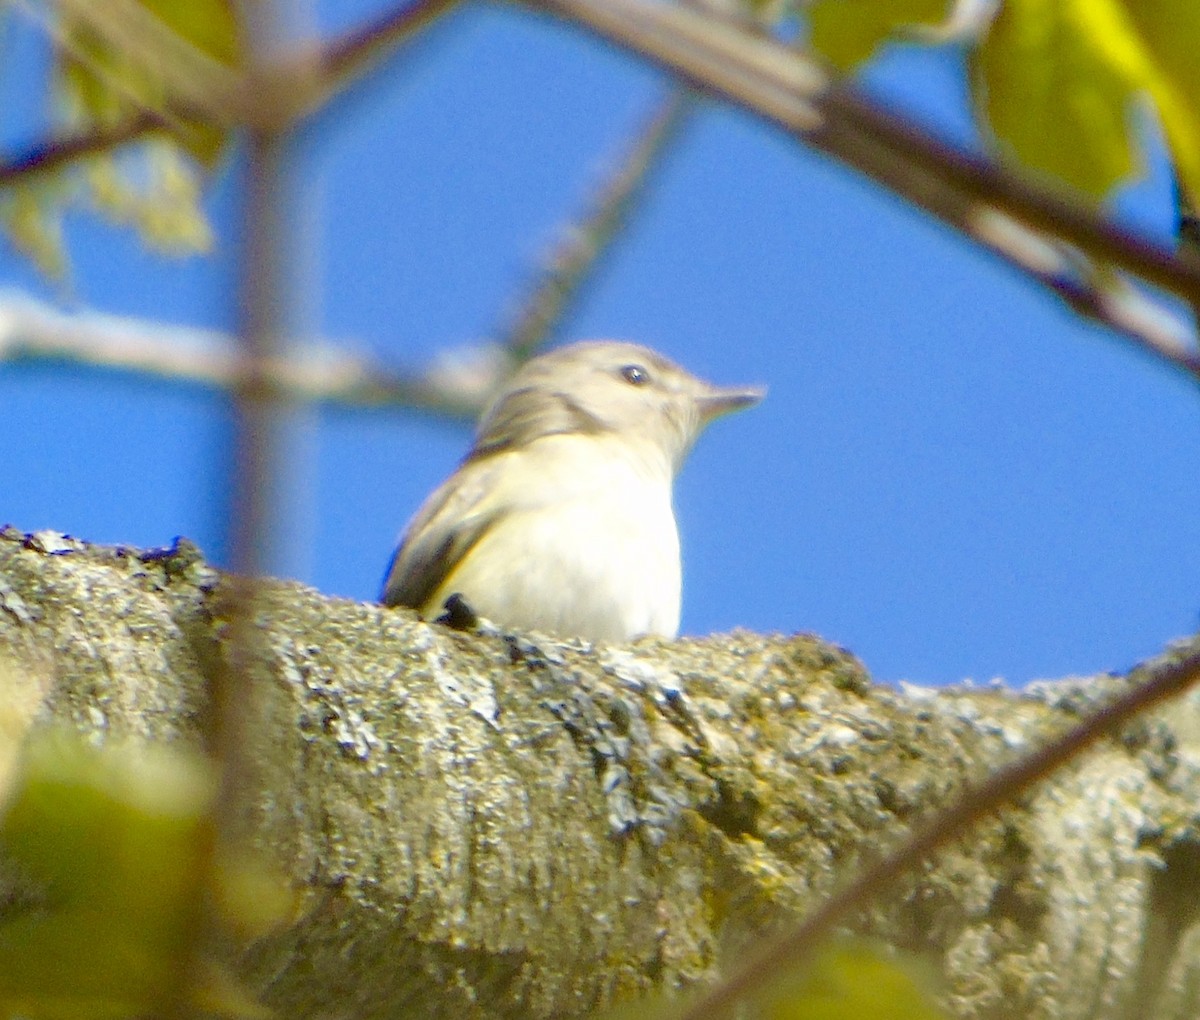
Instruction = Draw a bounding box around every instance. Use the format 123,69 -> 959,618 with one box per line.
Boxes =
696,383 -> 766,423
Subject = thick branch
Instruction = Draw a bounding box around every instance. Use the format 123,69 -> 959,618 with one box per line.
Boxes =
4,530 -> 1200,1020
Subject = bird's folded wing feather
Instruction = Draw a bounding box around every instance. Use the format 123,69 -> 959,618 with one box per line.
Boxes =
380,457 -> 505,612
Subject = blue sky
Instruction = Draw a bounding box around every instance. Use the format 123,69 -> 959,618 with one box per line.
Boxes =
2,1 -> 1198,686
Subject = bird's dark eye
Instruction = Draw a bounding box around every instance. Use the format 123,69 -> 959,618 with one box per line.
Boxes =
621,364 -> 650,386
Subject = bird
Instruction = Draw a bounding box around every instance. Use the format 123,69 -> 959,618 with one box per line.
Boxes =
381,340 -> 763,642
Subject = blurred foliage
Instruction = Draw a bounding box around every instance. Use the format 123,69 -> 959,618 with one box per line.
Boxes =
83,137 -> 214,252
753,940 -> 949,1020
56,0 -> 239,164
0,181 -> 69,278
0,0 -> 240,276
807,0 -> 1200,202
978,0 -> 1200,201
0,728 -> 288,1020
600,937 -> 950,1020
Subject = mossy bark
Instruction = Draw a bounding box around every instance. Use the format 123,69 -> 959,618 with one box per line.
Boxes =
2,526 -> 1200,1019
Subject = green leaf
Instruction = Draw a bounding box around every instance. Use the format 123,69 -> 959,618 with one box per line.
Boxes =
85,139 -> 214,254
808,0 -> 953,70
44,0 -> 241,269
0,730 -> 215,907
141,0 -> 240,67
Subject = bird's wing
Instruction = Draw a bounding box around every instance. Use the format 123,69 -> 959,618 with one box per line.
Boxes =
380,456 -> 506,613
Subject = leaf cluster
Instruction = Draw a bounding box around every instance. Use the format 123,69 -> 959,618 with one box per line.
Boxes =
0,0 -> 240,275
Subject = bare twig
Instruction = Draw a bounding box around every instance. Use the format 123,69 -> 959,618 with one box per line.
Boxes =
0,294 -> 487,418
497,88 -> 692,360
678,636 -> 1200,1019
1174,179 -> 1200,329
0,112 -> 165,185
302,0 -> 463,113
183,0 -> 301,1012
966,210 -> 1200,376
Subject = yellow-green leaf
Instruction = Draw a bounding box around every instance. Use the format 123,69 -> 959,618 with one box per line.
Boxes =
0,184 -> 68,278
809,0 -> 953,70
1118,0 -> 1200,202
756,940 -> 949,1020
141,0 -> 240,67
56,0 -> 240,165
976,0 -> 1143,197
0,730 -> 215,906
0,731 -> 282,1020
86,141 -> 214,254
975,0 -> 1200,200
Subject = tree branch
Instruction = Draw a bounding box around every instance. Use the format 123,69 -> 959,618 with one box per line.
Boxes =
0,294 -> 485,419
523,0 -> 1200,372
967,210 -> 1200,377
0,111 -> 167,186
301,0 -> 464,113
682,636 -> 1200,1018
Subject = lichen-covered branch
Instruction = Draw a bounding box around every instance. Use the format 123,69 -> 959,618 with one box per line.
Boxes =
3,529 -> 1200,1019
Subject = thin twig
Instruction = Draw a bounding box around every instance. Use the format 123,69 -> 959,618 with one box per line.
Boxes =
819,100 -> 1200,375
184,0 -> 298,1012
230,145 -> 300,579
498,88 -> 692,359
1174,178 -> 1200,330
821,87 -> 1200,303
679,636 -> 1200,1019
0,112 -> 165,185
208,0 -> 466,129
306,0 -> 463,110
0,0 -> 461,188
0,294 -> 486,418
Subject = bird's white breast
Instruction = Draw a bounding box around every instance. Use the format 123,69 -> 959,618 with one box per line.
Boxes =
429,432 -> 682,641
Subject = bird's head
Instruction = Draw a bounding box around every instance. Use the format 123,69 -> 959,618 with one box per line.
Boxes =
473,340 -> 764,472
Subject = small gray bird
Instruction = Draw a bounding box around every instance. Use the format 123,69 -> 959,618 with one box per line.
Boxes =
381,340 -> 763,642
